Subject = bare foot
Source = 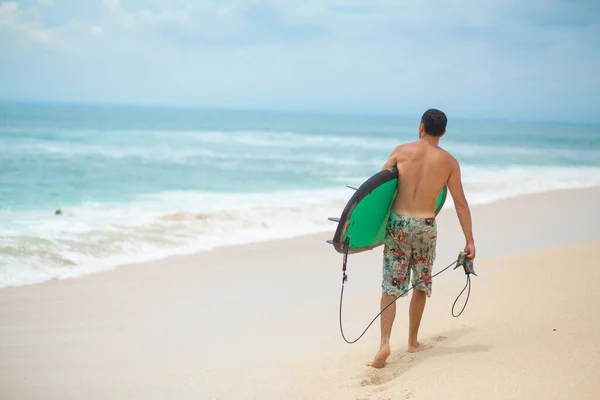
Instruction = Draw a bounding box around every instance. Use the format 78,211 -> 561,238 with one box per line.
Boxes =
370,345 -> 391,368
407,341 -> 433,353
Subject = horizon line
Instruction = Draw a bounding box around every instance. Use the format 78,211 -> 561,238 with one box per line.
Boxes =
0,98 -> 598,126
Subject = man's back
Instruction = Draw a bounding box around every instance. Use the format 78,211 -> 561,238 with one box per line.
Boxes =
389,140 -> 453,218
379,108 -> 473,255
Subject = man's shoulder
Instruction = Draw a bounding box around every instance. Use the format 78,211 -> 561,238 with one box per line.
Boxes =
438,147 -> 460,171
437,146 -> 458,162
392,141 -> 419,154
389,143 -> 417,163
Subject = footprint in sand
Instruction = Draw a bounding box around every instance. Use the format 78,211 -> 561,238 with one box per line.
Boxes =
360,374 -> 385,387
361,363 -> 412,387
371,375 -> 383,385
432,335 -> 448,342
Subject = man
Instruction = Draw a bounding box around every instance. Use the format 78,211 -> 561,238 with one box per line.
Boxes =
370,108 -> 475,369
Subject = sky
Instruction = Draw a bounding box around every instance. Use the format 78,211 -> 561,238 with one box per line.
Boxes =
0,0 -> 599,122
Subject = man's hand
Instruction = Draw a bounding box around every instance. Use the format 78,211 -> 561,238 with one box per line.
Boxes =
464,242 -> 476,260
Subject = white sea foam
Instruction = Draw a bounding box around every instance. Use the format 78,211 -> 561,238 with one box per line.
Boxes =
460,165 -> 600,204
166,130 -> 399,151
0,188 -> 351,288
2,161 -> 600,289
2,133 -> 386,169
6,129 -> 599,170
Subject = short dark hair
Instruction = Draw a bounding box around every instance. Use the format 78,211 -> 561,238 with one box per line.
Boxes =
421,109 -> 447,136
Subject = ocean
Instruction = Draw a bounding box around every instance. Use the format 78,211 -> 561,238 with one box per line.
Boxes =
1,102 -> 600,288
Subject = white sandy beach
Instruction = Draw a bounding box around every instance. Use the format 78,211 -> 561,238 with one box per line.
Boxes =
1,187 -> 600,400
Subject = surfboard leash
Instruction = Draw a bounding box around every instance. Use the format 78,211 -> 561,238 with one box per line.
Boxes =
338,242 -> 476,345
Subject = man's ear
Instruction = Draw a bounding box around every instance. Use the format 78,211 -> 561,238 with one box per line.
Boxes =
418,122 -> 424,138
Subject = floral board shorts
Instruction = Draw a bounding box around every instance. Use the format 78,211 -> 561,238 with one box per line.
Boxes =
382,213 -> 437,298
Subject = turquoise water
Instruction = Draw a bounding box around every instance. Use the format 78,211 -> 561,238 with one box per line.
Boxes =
2,102 -> 600,287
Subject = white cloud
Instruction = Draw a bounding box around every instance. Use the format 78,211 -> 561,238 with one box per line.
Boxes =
0,2 -> 56,46
37,0 -> 54,7
102,0 -> 135,27
0,2 -> 19,21
91,25 -> 104,35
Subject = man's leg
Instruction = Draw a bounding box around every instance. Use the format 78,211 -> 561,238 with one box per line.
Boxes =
370,214 -> 411,368
370,292 -> 397,368
407,218 -> 436,353
408,289 -> 432,352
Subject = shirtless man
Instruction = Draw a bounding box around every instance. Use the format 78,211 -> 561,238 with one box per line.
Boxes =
370,109 -> 475,369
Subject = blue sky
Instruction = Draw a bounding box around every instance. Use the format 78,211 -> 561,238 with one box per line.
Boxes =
0,0 -> 598,122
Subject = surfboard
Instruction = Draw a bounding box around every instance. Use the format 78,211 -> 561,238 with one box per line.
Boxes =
327,166 -> 447,254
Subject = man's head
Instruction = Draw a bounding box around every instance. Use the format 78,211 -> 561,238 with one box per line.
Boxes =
419,109 -> 447,138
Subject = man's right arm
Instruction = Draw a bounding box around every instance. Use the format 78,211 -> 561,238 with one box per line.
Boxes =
447,157 -> 476,259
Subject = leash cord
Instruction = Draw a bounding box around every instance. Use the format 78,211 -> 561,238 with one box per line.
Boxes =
339,255 -> 471,344
451,274 -> 471,318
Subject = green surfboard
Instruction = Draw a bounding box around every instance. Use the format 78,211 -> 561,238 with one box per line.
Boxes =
329,166 -> 447,254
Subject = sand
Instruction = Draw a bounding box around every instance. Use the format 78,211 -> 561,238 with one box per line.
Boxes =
1,187 -> 600,400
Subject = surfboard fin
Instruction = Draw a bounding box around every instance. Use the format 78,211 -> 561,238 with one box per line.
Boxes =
328,217 -> 340,223
346,185 -> 358,190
